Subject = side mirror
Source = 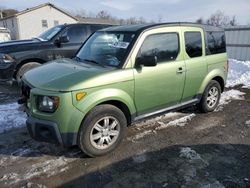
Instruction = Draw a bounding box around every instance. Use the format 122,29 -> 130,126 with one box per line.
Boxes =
59,35 -> 69,43
135,55 -> 157,67
54,36 -> 69,46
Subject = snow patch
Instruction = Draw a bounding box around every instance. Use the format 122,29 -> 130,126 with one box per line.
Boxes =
0,173 -> 19,181
127,130 -> 156,141
245,120 -> 250,128
216,89 -> 245,111
0,103 -> 26,134
156,113 -> 195,130
132,153 -> 147,163
226,59 -> 250,88
135,112 -> 180,128
180,147 -> 202,160
0,156 -> 74,185
25,182 -> 47,188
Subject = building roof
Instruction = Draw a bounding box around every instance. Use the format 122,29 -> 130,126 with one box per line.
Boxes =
224,25 -> 250,31
101,22 -> 224,33
77,17 -> 119,25
0,3 -> 78,21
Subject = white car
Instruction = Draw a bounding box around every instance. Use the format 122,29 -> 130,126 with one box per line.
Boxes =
0,27 -> 11,43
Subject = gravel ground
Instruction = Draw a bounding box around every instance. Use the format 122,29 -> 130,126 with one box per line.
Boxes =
0,84 -> 249,188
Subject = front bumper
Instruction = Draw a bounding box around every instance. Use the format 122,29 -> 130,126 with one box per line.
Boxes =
0,61 -> 15,80
26,116 -> 78,147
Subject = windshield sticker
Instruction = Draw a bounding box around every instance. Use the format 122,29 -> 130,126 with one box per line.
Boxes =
110,42 -> 129,49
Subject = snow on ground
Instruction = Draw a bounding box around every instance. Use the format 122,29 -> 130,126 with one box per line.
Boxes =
0,103 -> 26,134
0,156 -> 74,185
226,59 -> 250,88
179,147 -> 202,161
0,103 -> 26,133
216,89 -> 245,111
245,120 -> 250,128
156,113 -> 196,130
127,130 -> 156,142
134,112 -> 181,128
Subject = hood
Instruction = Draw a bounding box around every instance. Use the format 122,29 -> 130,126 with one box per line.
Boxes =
0,38 -> 41,53
22,58 -> 115,91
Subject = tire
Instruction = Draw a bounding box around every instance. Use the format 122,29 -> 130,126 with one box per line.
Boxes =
78,104 -> 127,157
16,62 -> 41,85
198,80 -> 221,113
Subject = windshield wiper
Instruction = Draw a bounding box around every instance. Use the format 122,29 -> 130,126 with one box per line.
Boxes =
83,59 -> 105,67
73,56 -> 83,62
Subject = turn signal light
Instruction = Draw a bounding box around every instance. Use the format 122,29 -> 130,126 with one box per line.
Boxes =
76,92 -> 87,101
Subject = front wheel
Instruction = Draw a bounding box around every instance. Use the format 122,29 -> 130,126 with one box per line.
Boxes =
78,104 -> 127,157
16,62 -> 41,85
198,80 -> 221,113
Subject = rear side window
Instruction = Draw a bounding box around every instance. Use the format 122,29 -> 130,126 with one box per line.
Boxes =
185,32 -> 202,58
206,31 -> 226,55
62,25 -> 87,43
137,33 -> 179,63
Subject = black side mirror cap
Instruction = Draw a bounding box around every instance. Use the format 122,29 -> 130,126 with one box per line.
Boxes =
59,36 -> 69,43
54,36 -> 69,46
135,55 -> 157,67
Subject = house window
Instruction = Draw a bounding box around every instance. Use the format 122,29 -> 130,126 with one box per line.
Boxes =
42,20 -> 48,28
12,19 -> 14,27
54,20 -> 59,26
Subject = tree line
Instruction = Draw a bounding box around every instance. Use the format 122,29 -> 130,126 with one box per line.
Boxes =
74,9 -> 239,26
0,5 -> 238,26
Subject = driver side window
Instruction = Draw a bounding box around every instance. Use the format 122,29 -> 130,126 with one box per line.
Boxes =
137,33 -> 179,63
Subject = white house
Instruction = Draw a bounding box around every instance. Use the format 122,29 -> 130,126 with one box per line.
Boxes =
0,3 -> 78,40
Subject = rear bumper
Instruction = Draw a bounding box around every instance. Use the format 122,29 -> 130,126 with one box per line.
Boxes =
26,116 -> 78,147
0,61 -> 15,80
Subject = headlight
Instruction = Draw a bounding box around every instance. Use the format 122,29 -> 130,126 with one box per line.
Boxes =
0,53 -> 14,63
37,96 -> 60,113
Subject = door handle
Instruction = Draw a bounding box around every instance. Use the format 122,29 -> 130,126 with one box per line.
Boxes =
176,67 -> 185,73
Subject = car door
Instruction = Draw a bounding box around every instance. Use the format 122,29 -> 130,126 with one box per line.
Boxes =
181,27 -> 207,102
53,25 -> 88,59
132,27 -> 186,115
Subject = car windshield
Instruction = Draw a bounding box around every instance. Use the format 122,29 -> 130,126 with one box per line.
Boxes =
76,31 -> 136,67
38,26 -> 63,41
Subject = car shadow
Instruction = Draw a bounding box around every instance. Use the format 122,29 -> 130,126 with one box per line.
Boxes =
59,143 -> 250,188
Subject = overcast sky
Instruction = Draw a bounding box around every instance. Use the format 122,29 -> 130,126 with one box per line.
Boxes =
1,0 -> 250,24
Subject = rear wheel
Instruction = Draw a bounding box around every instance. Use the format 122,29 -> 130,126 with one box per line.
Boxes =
16,62 -> 41,85
78,104 -> 127,157
198,80 -> 221,113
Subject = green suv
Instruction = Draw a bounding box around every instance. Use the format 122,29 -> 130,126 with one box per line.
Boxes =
21,23 -> 228,157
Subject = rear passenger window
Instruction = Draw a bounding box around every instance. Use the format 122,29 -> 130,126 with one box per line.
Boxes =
206,31 -> 226,55
62,25 -> 87,43
90,25 -> 106,32
137,33 -> 179,63
185,32 -> 202,58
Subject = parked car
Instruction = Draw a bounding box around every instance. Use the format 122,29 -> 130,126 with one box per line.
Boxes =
21,23 -> 228,157
0,27 -> 11,43
0,23 -> 112,82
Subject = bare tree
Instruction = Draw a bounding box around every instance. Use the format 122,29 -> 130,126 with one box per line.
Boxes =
196,17 -> 205,24
157,15 -> 163,23
206,10 -> 237,26
74,9 -> 87,18
0,7 -> 18,18
96,10 -> 112,19
229,15 -> 237,26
